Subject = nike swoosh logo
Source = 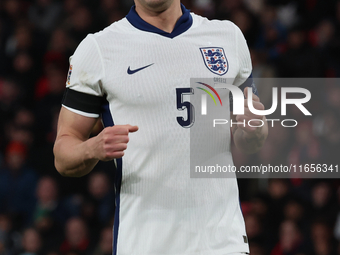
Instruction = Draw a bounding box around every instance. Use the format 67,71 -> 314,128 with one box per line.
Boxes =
127,63 -> 154,75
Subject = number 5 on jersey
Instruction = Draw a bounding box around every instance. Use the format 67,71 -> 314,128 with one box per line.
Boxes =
176,88 -> 195,128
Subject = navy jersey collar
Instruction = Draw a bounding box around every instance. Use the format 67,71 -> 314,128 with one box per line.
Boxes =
126,4 -> 192,38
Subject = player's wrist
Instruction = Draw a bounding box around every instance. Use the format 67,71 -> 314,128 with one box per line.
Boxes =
83,136 -> 100,162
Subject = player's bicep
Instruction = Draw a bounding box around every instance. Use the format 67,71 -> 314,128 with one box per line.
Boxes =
56,107 -> 98,142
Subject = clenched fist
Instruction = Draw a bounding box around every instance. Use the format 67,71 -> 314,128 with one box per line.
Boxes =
92,125 -> 138,160
235,87 -> 265,133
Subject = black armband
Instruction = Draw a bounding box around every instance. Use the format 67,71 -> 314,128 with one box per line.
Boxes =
62,88 -> 103,114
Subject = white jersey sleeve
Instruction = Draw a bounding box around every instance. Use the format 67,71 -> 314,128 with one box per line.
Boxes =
62,35 -> 105,118
233,24 -> 253,87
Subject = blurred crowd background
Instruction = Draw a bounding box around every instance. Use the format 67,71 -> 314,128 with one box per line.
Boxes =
0,0 -> 340,254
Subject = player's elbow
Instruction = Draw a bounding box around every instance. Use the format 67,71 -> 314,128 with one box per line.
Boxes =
54,163 -> 66,177
53,154 -> 69,177
53,144 -> 63,174
53,144 -> 74,177
54,159 -> 84,177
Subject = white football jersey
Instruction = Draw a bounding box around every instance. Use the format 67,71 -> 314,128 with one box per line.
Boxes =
62,4 -> 252,255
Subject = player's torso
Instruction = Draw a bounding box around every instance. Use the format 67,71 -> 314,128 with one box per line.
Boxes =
92,14 -> 249,255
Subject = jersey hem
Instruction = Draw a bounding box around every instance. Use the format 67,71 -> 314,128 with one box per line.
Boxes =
117,244 -> 249,255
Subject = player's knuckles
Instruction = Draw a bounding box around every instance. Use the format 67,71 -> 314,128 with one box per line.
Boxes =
101,129 -> 115,142
102,132 -> 129,144
111,151 -> 124,158
253,101 -> 264,110
102,143 -> 114,154
102,155 -> 114,161
101,146 -> 126,160
236,115 -> 245,122
102,134 -> 110,143
244,107 -> 263,120
112,143 -> 128,151
244,108 -> 252,116
113,126 -> 129,135
102,135 -> 116,146
102,141 -> 127,152
119,143 -> 128,151
251,120 -> 262,125
237,123 -> 247,130
244,101 -> 264,111
252,93 -> 260,101
102,152 -> 121,161
99,147 -> 114,160
110,135 -> 129,145
116,152 -> 124,158
118,135 -> 129,143
102,127 -> 115,135
236,111 -> 251,122
104,126 -> 129,136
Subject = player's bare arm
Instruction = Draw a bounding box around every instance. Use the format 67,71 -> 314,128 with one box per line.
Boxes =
232,87 -> 268,154
53,107 -> 138,177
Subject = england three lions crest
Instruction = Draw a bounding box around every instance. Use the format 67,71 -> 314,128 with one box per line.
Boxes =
200,47 -> 229,76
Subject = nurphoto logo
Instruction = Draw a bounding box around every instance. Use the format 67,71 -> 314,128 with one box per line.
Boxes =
204,80 -> 312,128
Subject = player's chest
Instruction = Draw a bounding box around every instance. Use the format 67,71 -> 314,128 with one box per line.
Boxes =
101,36 -> 239,105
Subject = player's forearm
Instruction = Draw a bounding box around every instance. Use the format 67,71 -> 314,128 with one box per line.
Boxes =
233,117 -> 268,154
53,135 -> 99,177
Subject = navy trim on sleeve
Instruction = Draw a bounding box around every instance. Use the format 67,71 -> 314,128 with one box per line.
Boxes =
62,88 -> 103,114
230,74 -> 258,111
